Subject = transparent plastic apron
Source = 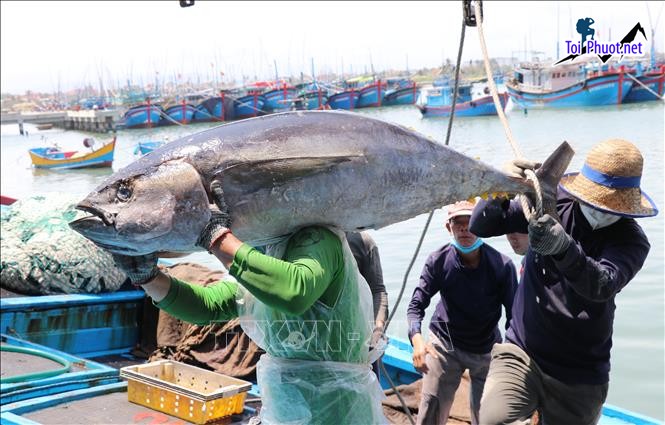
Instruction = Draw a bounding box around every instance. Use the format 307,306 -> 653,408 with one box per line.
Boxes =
237,228 -> 387,424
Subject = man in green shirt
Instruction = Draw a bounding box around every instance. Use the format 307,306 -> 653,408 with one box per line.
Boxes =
111,185 -> 387,424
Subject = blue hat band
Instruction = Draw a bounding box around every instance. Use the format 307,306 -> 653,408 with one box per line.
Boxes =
581,163 -> 641,189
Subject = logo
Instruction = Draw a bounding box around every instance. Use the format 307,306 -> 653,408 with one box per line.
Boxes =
555,18 -> 647,65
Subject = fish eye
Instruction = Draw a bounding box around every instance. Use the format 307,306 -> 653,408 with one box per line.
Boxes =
116,185 -> 132,202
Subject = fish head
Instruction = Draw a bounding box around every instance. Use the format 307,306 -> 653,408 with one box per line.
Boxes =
69,160 -> 211,255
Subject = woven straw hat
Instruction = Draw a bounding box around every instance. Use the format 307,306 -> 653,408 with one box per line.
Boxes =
559,139 -> 658,218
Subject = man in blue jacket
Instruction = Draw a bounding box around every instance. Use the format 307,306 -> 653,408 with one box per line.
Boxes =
471,139 -> 657,424
407,200 -> 517,425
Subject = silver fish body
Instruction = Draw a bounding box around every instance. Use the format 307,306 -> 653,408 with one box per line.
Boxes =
70,111 -> 572,254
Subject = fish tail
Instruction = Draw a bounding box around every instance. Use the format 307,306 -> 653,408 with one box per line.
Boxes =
534,141 -> 575,219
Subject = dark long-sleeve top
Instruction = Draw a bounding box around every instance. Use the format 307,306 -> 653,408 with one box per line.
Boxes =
346,231 -> 389,326
407,243 -> 517,354
469,192 -> 651,384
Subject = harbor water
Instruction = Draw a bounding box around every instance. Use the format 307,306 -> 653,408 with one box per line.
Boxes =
1,102 -> 663,419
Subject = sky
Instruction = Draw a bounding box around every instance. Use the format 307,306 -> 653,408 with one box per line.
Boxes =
1,1 -> 663,94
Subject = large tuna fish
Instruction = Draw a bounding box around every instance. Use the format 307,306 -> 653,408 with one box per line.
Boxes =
69,111 -> 573,255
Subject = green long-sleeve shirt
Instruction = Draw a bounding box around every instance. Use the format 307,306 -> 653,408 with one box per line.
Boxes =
156,227 -> 382,424
156,226 -> 345,326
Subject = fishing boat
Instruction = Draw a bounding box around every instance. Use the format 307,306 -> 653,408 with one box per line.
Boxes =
295,83 -> 329,110
506,62 -> 634,109
133,140 -> 165,156
327,89 -> 360,110
161,103 -> 197,125
28,136 -> 116,170
192,95 -> 235,122
232,93 -> 266,120
382,79 -> 419,106
35,123 -> 54,131
119,103 -> 163,129
417,81 -> 508,117
623,63 -> 665,103
263,86 -> 297,112
0,286 -> 661,424
356,80 -> 387,108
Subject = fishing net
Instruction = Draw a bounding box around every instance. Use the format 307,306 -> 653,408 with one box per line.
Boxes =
0,194 -> 127,295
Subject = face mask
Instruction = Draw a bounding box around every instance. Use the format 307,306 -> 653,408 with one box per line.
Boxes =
580,204 -> 621,230
451,238 -> 484,254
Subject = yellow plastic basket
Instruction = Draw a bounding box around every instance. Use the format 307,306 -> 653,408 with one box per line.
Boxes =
120,360 -> 252,424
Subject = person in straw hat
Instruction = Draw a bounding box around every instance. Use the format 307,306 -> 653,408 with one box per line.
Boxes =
469,139 -> 657,424
407,200 -> 518,425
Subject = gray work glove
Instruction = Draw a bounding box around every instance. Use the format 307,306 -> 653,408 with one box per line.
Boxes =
368,326 -> 388,364
112,253 -> 159,286
196,179 -> 233,251
502,158 -> 542,179
528,214 -> 572,256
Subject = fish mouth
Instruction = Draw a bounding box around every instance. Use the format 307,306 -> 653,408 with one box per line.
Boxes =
75,201 -> 116,226
69,205 -> 137,255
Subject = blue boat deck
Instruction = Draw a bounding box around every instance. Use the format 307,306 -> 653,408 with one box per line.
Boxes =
1,291 -> 662,424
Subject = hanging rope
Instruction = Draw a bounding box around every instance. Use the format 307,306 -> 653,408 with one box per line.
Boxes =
473,0 -> 543,221
623,72 -> 665,101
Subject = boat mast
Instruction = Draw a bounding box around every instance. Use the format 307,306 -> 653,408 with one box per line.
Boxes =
646,1 -> 664,69
556,4 -> 560,60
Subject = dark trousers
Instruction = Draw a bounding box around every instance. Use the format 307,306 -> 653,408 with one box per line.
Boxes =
479,343 -> 608,425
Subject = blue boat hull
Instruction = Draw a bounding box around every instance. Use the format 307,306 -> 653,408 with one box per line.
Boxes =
161,104 -> 197,125
507,74 -> 634,108
192,96 -> 236,122
327,91 -> 359,110
135,141 -> 165,156
263,88 -> 297,112
623,73 -> 665,103
301,91 -> 328,110
192,104 -> 214,122
357,84 -> 384,108
418,94 -> 507,117
122,105 -> 162,129
383,86 -> 420,106
233,94 -> 266,119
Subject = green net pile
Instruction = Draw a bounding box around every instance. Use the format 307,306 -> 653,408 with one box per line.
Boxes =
1,194 -> 127,295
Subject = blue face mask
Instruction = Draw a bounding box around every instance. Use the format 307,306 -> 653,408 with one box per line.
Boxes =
451,238 -> 484,254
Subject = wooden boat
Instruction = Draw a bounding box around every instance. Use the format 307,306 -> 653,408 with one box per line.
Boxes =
383,81 -> 419,106
623,63 -> 665,103
506,62 -> 634,109
160,103 -> 197,126
232,93 -> 266,120
356,80 -> 387,108
418,81 -> 508,117
0,285 -> 661,424
263,86 -> 297,112
119,104 -> 163,129
327,89 -> 360,110
134,140 -> 165,156
35,123 -> 53,131
28,137 -> 116,170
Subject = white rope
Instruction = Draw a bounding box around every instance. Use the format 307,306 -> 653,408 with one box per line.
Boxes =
624,72 -> 665,101
474,0 -> 542,221
156,107 -> 187,126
